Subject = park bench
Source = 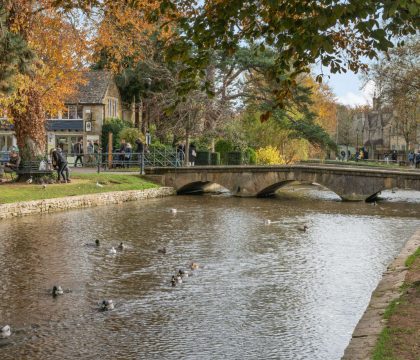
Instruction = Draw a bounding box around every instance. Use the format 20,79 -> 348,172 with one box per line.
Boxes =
4,160 -> 54,180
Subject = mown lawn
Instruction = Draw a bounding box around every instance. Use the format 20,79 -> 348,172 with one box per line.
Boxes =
0,173 -> 158,204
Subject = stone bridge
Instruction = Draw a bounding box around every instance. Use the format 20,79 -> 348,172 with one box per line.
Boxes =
146,165 -> 420,201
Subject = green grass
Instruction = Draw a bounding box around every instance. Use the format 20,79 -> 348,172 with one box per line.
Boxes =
405,247 -> 420,268
372,327 -> 397,360
0,173 -> 158,204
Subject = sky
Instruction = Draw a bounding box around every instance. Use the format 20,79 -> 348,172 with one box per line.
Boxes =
325,71 -> 375,107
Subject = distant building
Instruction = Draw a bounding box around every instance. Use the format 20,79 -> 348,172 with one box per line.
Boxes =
0,70 -> 134,154
353,97 -> 419,160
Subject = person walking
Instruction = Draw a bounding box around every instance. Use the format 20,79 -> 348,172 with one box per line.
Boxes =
74,138 -> 84,167
87,140 -> 94,164
408,151 -> 414,167
125,142 -> 132,168
189,143 -> 197,166
415,151 -> 420,169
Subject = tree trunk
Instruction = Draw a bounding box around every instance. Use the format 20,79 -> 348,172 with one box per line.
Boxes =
185,129 -> 190,166
10,88 -> 46,159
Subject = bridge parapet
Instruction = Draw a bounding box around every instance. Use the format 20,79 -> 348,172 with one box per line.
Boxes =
146,165 -> 420,201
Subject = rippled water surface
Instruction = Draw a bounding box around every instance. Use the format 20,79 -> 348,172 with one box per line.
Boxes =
1,186 -> 419,359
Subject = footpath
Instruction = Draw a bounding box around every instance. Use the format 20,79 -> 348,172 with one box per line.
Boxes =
342,229 -> 420,359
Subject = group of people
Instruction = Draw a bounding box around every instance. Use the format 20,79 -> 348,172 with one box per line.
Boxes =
176,143 -> 197,166
115,139 -> 133,168
408,151 -> 420,168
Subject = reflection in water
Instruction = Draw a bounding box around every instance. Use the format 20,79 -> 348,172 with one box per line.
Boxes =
0,186 -> 419,359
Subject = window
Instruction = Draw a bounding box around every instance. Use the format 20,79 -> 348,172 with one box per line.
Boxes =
107,98 -> 118,118
61,105 -> 83,119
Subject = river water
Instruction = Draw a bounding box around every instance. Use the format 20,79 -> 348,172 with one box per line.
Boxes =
0,186 -> 419,359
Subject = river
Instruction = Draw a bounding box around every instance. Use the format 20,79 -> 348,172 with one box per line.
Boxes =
0,185 -> 419,359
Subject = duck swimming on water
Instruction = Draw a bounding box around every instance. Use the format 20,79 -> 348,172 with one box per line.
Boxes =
52,285 -> 64,297
117,242 -> 125,251
109,247 -> 117,255
100,300 -> 114,311
1,325 -> 11,339
297,225 -> 309,232
190,262 -> 199,270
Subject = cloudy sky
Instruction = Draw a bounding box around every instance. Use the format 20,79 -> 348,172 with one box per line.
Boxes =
326,71 -> 375,107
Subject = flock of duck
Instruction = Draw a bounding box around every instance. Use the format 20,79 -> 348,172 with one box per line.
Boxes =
1,208 -> 309,340
0,208 -> 200,340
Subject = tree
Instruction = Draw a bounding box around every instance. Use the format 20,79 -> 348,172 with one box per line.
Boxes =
368,40 -> 420,150
156,0 -> 419,108
0,4 -> 34,94
0,0 -> 87,159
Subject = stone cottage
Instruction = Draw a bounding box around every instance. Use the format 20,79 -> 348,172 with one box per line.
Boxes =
0,70 -> 133,156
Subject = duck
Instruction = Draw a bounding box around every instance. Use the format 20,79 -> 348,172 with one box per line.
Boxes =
264,219 -> 271,225
109,247 -> 117,255
176,275 -> 183,284
100,300 -> 114,311
52,285 -> 64,297
1,325 -> 11,339
190,262 -> 199,270
157,247 -> 166,254
171,276 -> 177,287
170,208 -> 177,214
178,269 -> 188,278
297,225 -> 309,232
117,242 -> 124,251
85,239 -> 100,247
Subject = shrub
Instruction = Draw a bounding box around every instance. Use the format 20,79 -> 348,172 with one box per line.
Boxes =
215,139 -> 235,164
101,118 -> 132,152
245,147 -> 257,164
256,146 -> 285,165
119,128 -> 143,148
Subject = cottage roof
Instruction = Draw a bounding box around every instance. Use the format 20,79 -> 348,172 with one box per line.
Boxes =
66,71 -> 113,104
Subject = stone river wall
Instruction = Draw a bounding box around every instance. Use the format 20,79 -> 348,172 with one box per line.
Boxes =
342,228 -> 420,359
0,187 -> 176,220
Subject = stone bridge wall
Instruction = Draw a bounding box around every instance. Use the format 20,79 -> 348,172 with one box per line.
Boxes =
146,165 -> 420,201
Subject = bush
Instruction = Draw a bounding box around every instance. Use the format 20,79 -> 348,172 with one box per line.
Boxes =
119,128 -> 143,148
215,139 -> 235,164
101,118 -> 132,152
256,146 -> 285,165
245,147 -> 257,165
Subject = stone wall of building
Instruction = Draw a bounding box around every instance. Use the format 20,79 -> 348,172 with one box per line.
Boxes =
0,187 -> 175,220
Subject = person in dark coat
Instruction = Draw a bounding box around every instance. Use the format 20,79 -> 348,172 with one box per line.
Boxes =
73,139 -> 84,167
189,143 -> 197,166
51,148 -> 70,183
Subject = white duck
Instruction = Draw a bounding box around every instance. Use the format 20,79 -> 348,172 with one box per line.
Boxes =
1,325 -> 11,338
109,247 -> 117,255
170,208 -> 177,214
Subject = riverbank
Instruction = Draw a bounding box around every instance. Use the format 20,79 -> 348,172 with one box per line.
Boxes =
0,173 -> 176,219
342,228 -> 420,360
0,173 -> 158,204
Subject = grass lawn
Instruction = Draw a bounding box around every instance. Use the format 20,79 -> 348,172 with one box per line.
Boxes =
372,246 -> 420,360
0,173 -> 159,204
